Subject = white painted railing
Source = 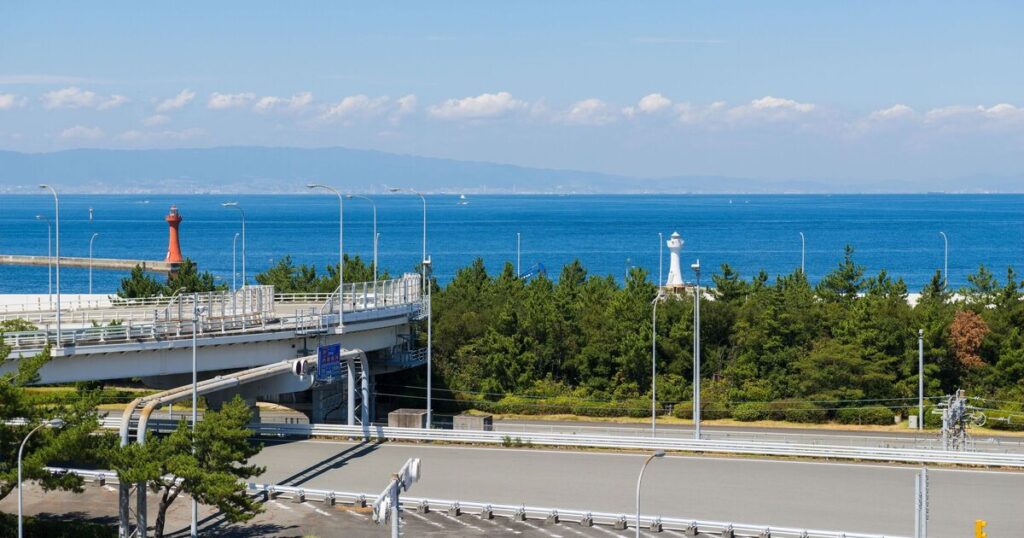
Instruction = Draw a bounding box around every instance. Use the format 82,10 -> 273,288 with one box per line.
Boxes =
45,466 -> 905,538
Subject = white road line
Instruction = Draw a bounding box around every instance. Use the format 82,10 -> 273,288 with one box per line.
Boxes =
404,509 -> 446,529
554,523 -> 591,537
103,485 -> 117,493
587,524 -> 624,536
269,500 -> 293,511
339,509 -> 368,519
518,519 -> 563,537
437,511 -> 487,533
297,502 -> 333,517
476,513 -> 523,534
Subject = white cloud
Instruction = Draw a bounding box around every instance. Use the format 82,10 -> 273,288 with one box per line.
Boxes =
116,128 -> 204,142
869,104 -> 914,120
207,92 -> 256,110
98,94 -> 128,110
390,94 -> 418,123
42,87 -> 98,109
637,93 -> 673,114
925,103 -> 1024,123
254,91 -> 314,112
156,89 -> 195,112
727,96 -> 816,121
428,92 -> 526,120
319,95 -> 391,123
561,98 -> 616,126
0,94 -> 20,110
142,114 -> 170,126
60,125 -> 103,139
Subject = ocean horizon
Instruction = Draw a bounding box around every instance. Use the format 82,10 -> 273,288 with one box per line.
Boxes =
1,193 -> 1021,295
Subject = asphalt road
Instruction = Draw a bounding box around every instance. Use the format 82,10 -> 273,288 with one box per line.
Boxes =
252,439 -> 1023,538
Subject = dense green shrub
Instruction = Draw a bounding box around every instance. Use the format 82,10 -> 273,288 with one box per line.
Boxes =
732,402 -> 769,422
835,406 -> 895,425
767,400 -> 830,423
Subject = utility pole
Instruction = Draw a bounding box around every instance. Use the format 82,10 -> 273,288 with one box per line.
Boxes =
914,467 -> 928,538
918,329 -> 924,430
691,259 -> 701,440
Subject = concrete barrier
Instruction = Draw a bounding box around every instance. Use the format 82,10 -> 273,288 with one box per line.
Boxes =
454,413 -> 493,431
388,408 -> 427,428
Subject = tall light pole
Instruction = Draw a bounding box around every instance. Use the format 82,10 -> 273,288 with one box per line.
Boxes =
650,292 -> 663,436
88,233 -> 100,295
691,259 -> 701,440
634,449 -> 665,538
516,232 -> 521,276
39,185 -> 61,348
221,203 -> 246,287
918,328 -> 924,431
799,232 -> 805,274
658,232 -> 664,287
390,187 -> 431,427
35,215 -> 52,306
18,419 -> 65,538
939,231 -> 948,289
308,184 -> 344,324
346,194 -> 378,281
231,233 -> 240,292
190,295 -> 205,538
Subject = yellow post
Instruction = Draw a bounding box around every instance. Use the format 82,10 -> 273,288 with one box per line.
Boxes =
975,519 -> 987,538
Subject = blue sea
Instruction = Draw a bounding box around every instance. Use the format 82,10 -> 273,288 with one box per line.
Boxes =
0,194 -> 1021,294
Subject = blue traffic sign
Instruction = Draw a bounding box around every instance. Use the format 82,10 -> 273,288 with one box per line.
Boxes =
317,343 -> 342,381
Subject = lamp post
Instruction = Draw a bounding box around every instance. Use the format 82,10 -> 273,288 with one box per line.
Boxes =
635,449 -> 665,538
390,187 -> 431,427
190,295 -> 206,538
939,231 -> 948,289
308,184 -> 345,324
88,233 -> 100,295
799,232 -> 805,274
346,194 -> 378,281
39,185 -> 61,348
918,329 -> 924,431
658,232 -> 663,287
35,215 -> 52,306
651,292 -> 664,437
18,418 -> 65,538
221,203 -> 246,287
231,232 -> 240,292
691,259 -> 701,440
516,232 -> 521,276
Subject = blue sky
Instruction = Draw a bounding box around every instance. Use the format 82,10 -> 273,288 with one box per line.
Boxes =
1,1 -> 1022,183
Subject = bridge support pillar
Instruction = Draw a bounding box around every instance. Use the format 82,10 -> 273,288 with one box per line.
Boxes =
360,354 -> 370,426
345,356 -> 356,425
118,482 -> 130,537
136,483 -> 147,537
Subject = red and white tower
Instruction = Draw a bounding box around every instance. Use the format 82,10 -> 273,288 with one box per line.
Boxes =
165,205 -> 184,263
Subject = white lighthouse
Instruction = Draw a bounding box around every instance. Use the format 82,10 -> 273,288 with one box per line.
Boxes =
665,231 -> 684,287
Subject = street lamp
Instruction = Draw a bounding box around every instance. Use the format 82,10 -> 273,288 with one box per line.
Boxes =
221,203 -> 246,287
231,232 -> 240,292
308,184 -> 345,325
918,329 -> 924,431
939,232 -> 948,289
799,232 -> 805,274
651,291 -> 664,436
39,185 -> 61,348
88,233 -> 100,295
691,259 -> 702,440
389,187 -> 431,427
190,295 -> 207,538
346,194 -> 378,282
35,215 -> 52,306
635,449 -> 665,538
18,418 -> 65,538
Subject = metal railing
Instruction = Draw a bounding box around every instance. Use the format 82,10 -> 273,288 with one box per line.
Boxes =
1,278 -> 422,351
44,466 -> 904,538
96,418 -> 1024,467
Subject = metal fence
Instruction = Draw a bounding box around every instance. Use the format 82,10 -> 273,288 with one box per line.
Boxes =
44,466 -> 906,538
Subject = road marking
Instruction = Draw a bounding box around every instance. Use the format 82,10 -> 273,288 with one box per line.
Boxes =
587,524 -> 623,536
270,500 -> 293,511
476,513 -> 523,534
404,509 -> 446,529
437,511 -> 487,533
297,502 -> 333,517
339,509 -> 368,519
103,485 -> 117,493
553,524 -> 591,536
518,519 -> 563,537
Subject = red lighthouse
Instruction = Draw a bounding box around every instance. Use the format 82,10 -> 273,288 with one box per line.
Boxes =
165,205 -> 184,263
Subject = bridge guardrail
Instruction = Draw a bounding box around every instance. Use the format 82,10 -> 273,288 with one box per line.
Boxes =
44,466 -> 904,538
2,278 -> 423,351
97,417 -> 1024,467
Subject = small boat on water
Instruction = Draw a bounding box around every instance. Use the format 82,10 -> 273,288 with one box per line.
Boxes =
457,194 -> 469,205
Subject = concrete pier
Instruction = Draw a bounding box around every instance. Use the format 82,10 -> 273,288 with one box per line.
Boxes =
0,254 -> 177,273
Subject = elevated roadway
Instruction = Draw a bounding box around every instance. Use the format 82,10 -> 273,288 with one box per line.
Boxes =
251,438 -> 1022,538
